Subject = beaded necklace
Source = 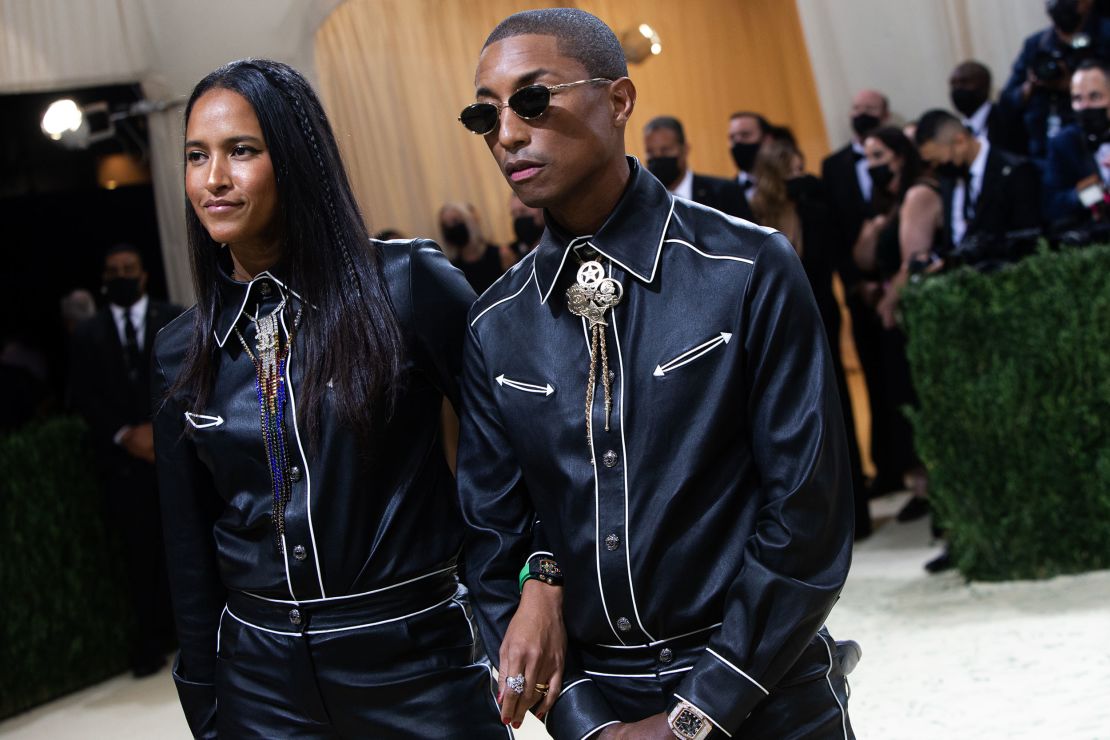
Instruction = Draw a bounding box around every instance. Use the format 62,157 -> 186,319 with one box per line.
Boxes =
233,297 -> 304,551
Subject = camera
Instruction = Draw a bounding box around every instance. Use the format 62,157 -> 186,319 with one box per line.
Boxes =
1032,47 -> 1071,83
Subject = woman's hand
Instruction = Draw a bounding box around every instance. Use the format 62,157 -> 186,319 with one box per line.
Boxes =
876,285 -> 900,329
497,580 -> 566,728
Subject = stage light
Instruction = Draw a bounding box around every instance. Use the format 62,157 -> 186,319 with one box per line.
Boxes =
41,99 -> 83,141
620,23 -> 662,65
40,97 -> 180,151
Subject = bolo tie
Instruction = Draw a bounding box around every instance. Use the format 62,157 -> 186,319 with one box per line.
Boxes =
566,248 -> 623,442
233,297 -> 304,551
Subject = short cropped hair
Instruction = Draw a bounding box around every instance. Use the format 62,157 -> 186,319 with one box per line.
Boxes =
914,109 -> 965,145
644,116 -> 685,145
483,8 -> 628,80
729,111 -> 771,136
1075,57 -> 1110,80
104,242 -> 143,267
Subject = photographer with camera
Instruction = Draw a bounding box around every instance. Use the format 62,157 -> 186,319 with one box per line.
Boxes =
915,110 -> 1042,266
1002,0 -> 1110,163
1045,59 -> 1110,228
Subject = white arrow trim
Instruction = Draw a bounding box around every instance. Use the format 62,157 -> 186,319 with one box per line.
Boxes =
653,332 -> 732,377
495,374 -> 554,396
184,412 -> 225,429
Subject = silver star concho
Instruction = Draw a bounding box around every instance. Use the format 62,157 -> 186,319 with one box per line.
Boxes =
566,261 -> 623,327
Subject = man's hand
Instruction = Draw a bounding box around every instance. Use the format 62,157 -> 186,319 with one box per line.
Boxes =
497,579 -> 565,728
121,422 -> 155,463
597,713 -> 673,739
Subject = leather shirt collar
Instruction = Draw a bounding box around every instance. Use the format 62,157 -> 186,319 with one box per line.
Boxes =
533,156 -> 675,304
213,252 -> 303,347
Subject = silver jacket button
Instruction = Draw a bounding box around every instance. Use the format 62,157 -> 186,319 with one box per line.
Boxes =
289,608 -> 302,625
617,617 -> 632,632
605,533 -> 620,551
293,545 -> 307,561
602,450 -> 618,468
290,466 -> 303,482
659,648 -> 674,664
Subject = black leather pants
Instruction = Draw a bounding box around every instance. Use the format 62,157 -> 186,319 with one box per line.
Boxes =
214,578 -> 509,738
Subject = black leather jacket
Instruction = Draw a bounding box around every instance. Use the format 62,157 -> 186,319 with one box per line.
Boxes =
457,158 -> 853,738
151,240 -> 474,735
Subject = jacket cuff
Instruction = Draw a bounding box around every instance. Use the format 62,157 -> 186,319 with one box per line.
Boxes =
544,677 -> 619,740
673,649 -> 770,736
171,653 -> 218,739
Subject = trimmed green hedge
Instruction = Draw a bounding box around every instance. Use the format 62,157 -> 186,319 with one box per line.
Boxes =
902,245 -> 1110,581
0,417 -> 131,719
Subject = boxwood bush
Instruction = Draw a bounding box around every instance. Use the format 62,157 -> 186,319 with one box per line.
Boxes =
901,245 -> 1110,581
0,417 -> 131,719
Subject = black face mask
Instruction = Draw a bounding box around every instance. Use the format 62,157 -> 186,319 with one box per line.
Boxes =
442,223 -> 470,248
513,215 -> 544,246
951,88 -> 989,118
1077,106 -> 1110,143
935,161 -> 970,180
868,163 -> 895,192
851,113 -> 881,138
1048,0 -> 1083,34
730,141 -> 761,172
785,175 -> 819,203
103,277 -> 141,307
647,156 -> 682,188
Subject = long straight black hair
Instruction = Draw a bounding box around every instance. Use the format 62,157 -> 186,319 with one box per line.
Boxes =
174,59 -> 403,444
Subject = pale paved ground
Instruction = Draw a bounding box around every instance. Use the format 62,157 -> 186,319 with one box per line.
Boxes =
3,494 -> 1109,739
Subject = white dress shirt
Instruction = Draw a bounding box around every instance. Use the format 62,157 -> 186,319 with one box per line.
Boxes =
963,101 -> 993,141
736,171 -> 756,199
671,167 -> 694,201
109,294 -> 148,353
951,138 -> 991,247
852,140 -> 872,204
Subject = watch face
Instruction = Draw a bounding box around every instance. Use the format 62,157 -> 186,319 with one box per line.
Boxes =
674,708 -> 706,738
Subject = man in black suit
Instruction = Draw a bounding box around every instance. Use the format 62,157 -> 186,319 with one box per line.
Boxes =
643,115 -> 753,219
949,60 -> 1028,155
69,243 -> 183,676
820,88 -> 903,501
916,110 -> 1042,260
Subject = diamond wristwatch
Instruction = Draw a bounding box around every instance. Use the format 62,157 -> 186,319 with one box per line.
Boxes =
668,700 -> 712,739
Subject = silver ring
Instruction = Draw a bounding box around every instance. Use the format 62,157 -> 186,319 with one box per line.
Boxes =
506,673 -> 526,695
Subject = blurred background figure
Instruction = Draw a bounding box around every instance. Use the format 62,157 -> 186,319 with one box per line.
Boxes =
1045,58 -> 1110,226
508,192 -> 544,257
949,60 -> 1028,154
437,201 -> 515,294
727,110 -> 771,215
60,289 -> 96,336
643,114 -> 752,219
853,127 -> 942,532
67,243 -> 182,677
1002,0 -> 1110,163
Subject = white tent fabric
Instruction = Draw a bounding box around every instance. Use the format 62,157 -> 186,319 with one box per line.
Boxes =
797,0 -> 1049,147
0,0 -> 1060,304
0,0 -> 340,305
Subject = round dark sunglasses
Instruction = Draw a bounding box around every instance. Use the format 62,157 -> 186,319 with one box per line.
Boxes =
458,78 -> 613,135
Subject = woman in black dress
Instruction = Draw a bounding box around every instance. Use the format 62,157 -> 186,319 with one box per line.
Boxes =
153,59 -> 560,737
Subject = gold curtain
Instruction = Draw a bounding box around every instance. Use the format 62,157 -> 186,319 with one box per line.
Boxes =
314,0 -> 828,246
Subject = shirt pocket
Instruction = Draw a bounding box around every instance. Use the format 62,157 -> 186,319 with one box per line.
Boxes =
652,331 -> 733,380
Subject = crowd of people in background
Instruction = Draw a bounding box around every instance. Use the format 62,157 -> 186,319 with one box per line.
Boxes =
6,4 -> 1110,678
366,0 -> 1110,572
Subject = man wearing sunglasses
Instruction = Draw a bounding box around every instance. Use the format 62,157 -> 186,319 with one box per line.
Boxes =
456,8 -> 856,740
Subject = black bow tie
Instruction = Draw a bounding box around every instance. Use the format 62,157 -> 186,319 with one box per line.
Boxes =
852,151 -> 866,162
740,179 -> 755,191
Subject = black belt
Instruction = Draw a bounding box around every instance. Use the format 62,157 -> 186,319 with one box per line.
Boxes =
226,567 -> 459,635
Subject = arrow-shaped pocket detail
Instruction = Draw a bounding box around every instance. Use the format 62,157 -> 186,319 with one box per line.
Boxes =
495,374 -> 555,397
653,332 -> 732,378
185,411 -> 226,429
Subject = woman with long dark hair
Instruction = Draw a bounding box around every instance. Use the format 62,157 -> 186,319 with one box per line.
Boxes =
853,126 -> 943,522
152,59 -> 559,737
